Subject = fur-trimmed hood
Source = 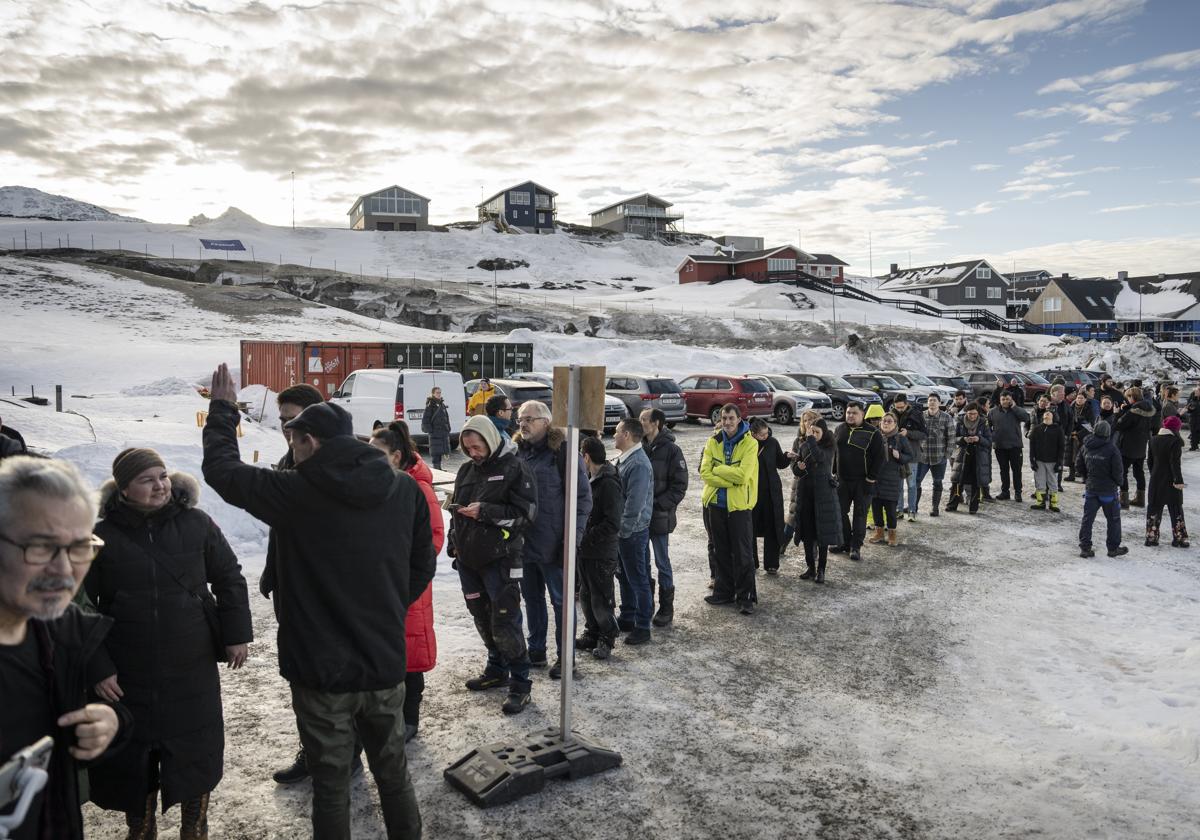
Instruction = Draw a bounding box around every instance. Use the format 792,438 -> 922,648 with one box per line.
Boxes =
99,471 -> 201,518
513,425 -> 565,453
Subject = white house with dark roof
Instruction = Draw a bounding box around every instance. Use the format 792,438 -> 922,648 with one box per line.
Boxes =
876,259 -> 1008,314
800,253 -> 849,283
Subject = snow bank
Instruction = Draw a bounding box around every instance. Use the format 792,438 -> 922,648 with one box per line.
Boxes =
121,377 -> 202,397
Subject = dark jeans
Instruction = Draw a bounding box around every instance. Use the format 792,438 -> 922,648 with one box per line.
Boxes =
871,497 -> 898,529
579,552 -> 619,642
995,447 -> 1023,494
616,529 -> 653,630
1121,458 -> 1146,495
1079,493 -> 1122,550
647,532 -> 674,589
1190,420 -> 1200,450
914,461 -> 946,512
403,672 -> 424,727
838,478 -> 873,548
520,556 -> 566,658
457,563 -> 530,685
708,506 -> 756,604
1146,487 -> 1187,540
291,683 -> 421,840
753,531 -> 781,571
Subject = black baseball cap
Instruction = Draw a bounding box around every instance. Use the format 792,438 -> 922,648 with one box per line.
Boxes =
283,401 -> 354,440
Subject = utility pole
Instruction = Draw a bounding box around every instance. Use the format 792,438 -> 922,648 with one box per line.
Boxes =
868,231 -> 873,279
291,171 -> 295,229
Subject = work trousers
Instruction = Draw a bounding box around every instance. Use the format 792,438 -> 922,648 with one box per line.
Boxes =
838,478 -> 873,549
995,447 -> 1023,495
1079,494 -> 1122,551
707,506 -> 756,605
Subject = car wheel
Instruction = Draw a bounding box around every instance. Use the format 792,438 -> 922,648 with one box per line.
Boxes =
667,422 -> 677,429
831,402 -> 845,421
709,406 -> 722,426
775,403 -> 794,425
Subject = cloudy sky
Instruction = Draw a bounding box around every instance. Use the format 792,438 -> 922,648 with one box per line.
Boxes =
3,0 -> 1198,276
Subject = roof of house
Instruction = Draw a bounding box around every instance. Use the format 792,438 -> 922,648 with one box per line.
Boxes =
876,259 -> 1001,292
675,245 -> 811,273
1010,269 -> 1051,281
348,184 -> 431,215
1044,277 -> 1123,322
589,192 -> 675,217
803,253 -> 849,266
477,181 -> 558,208
1112,272 -> 1200,320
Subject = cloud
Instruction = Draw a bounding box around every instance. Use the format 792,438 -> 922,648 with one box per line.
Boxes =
1037,48 -> 1200,93
1008,131 -> 1068,154
995,234 -> 1200,277
957,201 -> 997,216
971,163 -> 1001,171
1001,155 -> 1117,200
1099,129 -> 1130,142
1097,200 -> 1200,213
1050,189 -> 1090,199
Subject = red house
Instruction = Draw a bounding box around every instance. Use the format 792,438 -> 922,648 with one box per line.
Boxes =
676,245 -> 811,285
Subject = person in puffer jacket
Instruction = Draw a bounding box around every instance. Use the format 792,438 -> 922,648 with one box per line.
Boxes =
576,436 -> 623,660
1114,388 -> 1155,508
370,421 -> 441,742
868,413 -> 912,547
1028,409 -> 1066,512
1074,421 -> 1127,558
447,415 -> 539,716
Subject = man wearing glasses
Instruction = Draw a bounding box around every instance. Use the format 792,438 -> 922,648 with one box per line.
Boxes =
484,394 -> 515,443
514,401 -> 591,678
0,456 -> 129,840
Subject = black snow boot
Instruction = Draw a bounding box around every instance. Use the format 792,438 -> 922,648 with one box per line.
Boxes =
930,487 -> 942,517
800,545 -> 816,580
815,556 -> 827,584
944,484 -> 961,512
849,546 -> 862,562
502,680 -> 532,715
1079,545 -> 1095,558
968,487 -> 980,514
652,586 -> 674,627
1107,546 -> 1130,558
273,749 -> 309,785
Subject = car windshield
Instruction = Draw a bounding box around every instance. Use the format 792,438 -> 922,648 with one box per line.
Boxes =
905,373 -> 936,386
825,375 -> 854,389
876,376 -> 903,389
513,386 -> 552,402
767,375 -> 805,391
647,378 -> 682,394
1021,372 -> 1051,385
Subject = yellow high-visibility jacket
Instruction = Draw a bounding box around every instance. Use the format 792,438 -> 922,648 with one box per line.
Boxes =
700,425 -> 759,512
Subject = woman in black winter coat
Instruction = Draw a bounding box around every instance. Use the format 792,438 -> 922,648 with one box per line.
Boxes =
1145,416 -> 1189,547
787,415 -> 842,583
86,448 -> 252,839
1114,388 -> 1155,508
869,413 -> 913,546
750,419 -> 790,574
421,386 -> 453,470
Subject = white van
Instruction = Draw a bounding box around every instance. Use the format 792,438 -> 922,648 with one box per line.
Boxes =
329,368 -> 466,444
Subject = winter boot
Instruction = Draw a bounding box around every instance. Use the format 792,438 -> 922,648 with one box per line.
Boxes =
592,637 -> 613,660
1145,518 -> 1160,547
849,546 -> 862,562
1171,516 -> 1190,548
1079,545 -> 1095,558
652,586 -> 675,627
944,484 -> 961,512
968,487 -> 980,514
1131,490 -> 1145,508
1030,491 -> 1046,510
272,749 -> 309,785
624,627 -> 651,645
887,529 -> 898,547
996,489 -> 1011,501
1120,489 -> 1130,510
1048,493 -> 1060,513
125,792 -> 158,840
465,671 -> 509,691
815,556 -> 827,584
799,545 -> 816,580
1107,546 -> 1130,558
930,486 -> 943,517
1015,489 -> 1023,503
502,680 -> 532,715
575,631 -> 598,651
868,526 -> 886,544
180,793 -> 209,840
981,487 -> 994,502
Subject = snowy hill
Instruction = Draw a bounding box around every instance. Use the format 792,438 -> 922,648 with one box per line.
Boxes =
0,185 -> 143,222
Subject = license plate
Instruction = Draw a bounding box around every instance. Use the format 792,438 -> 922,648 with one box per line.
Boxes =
408,410 -> 423,420
660,396 -> 680,404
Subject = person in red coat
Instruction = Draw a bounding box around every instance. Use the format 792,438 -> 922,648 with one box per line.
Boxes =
370,421 -> 440,742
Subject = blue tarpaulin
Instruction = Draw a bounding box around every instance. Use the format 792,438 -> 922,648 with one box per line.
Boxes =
199,239 -> 246,250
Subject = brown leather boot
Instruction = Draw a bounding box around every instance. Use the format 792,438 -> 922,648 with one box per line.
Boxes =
1131,490 -> 1145,508
179,793 -> 210,840
868,526 -> 885,544
887,529 -> 898,547
125,792 -> 157,840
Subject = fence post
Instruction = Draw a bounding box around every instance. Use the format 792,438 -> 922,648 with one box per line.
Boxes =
55,385 -> 62,413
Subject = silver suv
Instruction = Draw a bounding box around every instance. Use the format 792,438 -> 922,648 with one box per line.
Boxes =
605,373 -> 686,425
747,374 -> 831,424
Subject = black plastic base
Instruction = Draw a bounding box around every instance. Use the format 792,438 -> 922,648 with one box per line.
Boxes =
444,728 -> 622,807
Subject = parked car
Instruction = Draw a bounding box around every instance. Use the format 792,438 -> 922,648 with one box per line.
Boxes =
508,371 -> 554,386
330,368 -> 466,443
474,374 -> 627,433
1015,371 -> 1052,402
677,374 -> 774,425
465,377 -> 553,423
746,374 -> 832,424
1036,369 -> 1103,390
930,375 -> 974,399
962,371 -> 1047,405
604,373 -> 686,425
844,373 -> 908,410
858,371 -> 955,404
785,373 -> 882,421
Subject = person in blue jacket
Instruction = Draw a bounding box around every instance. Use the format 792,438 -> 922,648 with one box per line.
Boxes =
1074,420 -> 1129,558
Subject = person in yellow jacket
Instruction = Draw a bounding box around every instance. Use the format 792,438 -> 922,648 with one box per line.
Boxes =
467,379 -> 496,416
700,404 -> 759,615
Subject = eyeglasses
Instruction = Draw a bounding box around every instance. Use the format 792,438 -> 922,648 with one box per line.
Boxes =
500,405 -> 513,412
516,416 -> 547,425
0,533 -> 105,566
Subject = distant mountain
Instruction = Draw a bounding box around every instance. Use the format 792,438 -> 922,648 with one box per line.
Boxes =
0,186 -> 144,222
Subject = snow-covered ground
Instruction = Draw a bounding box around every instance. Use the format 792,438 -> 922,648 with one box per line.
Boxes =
4,253 -> 1199,837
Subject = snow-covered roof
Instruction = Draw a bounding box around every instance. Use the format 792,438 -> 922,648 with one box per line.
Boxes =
477,181 -> 558,208
1045,277 -> 1122,322
877,260 -> 1000,292
590,193 -> 676,217
1112,274 -> 1200,320
675,245 -> 810,273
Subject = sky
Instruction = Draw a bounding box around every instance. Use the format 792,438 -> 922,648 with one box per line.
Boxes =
2,0 -> 1198,277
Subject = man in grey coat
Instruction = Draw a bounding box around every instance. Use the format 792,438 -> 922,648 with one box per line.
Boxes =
987,392 -> 1030,501
613,418 -> 655,646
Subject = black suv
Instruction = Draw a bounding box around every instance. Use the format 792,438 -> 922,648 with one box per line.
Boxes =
844,373 -> 907,410
786,372 -> 882,421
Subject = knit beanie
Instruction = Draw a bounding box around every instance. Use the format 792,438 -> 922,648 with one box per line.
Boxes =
112,447 -> 166,489
1093,421 -> 1112,439
1163,415 -> 1182,433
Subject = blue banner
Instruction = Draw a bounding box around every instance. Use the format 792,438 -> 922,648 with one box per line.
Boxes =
199,239 -> 246,250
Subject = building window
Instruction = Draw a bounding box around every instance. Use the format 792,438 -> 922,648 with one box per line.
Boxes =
987,287 -> 1001,299
976,267 -> 991,279
965,286 -> 977,299
1043,297 -> 1062,313
509,191 -> 530,205
685,263 -> 694,272
929,288 -> 938,301
767,258 -> 797,272
538,212 -> 546,224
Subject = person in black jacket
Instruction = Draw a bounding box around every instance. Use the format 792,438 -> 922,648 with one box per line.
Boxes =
749,419 -> 789,574
1066,390 -> 1098,482
889,395 -> 926,519
421,386 -> 452,470
1075,421 -> 1127,558
87,449 -> 252,838
0,456 -> 131,840
833,403 -> 885,562
947,403 -> 991,514
1028,410 -> 1066,512
640,408 -> 687,627
1186,385 -> 1200,451
577,436 -> 622,660
202,364 -> 434,840
1146,415 -> 1189,547
787,415 -> 841,583
447,415 -> 538,715
869,413 -> 913,547
1114,387 -> 1155,509
987,393 -> 1030,501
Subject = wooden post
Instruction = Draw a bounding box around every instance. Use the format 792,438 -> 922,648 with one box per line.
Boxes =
55,385 -> 62,412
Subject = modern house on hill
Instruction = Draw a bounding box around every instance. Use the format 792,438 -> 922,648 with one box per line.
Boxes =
589,193 -> 683,237
677,245 -> 812,284
800,253 -> 848,283
1007,272 -> 1057,319
877,259 -> 1008,314
477,181 -> 557,234
348,185 -> 431,231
